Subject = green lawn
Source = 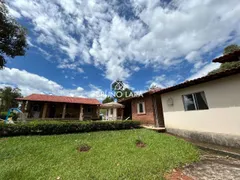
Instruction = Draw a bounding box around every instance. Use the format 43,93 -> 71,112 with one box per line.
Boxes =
0,129 -> 199,180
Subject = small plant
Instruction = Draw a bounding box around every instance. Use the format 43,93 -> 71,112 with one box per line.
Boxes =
136,139 -> 146,148
77,144 -> 91,152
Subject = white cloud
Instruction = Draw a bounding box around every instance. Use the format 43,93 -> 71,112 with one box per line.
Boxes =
7,0 -> 240,81
57,61 -> 84,73
0,68 -> 105,100
147,75 -> 177,88
7,6 -> 21,18
187,62 -> 221,80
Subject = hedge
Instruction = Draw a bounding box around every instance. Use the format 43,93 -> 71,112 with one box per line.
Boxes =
0,120 -> 140,137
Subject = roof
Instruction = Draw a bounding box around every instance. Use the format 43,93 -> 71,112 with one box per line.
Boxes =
100,102 -> 125,108
120,66 -> 240,101
16,94 -> 100,105
212,50 -> 240,63
154,66 -> 240,94
118,88 -> 161,103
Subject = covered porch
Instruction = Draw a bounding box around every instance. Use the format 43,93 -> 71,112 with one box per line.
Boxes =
20,101 -> 100,120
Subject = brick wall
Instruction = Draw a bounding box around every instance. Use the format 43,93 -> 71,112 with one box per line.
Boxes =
132,94 -> 156,125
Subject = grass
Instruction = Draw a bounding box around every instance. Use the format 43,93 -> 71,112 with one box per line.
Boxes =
0,129 -> 199,180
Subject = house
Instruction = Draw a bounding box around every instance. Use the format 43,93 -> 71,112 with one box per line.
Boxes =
120,51 -> 240,148
16,94 -> 100,120
119,88 -> 165,127
156,67 -> 240,148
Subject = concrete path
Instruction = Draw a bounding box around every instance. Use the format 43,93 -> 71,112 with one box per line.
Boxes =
182,151 -> 240,180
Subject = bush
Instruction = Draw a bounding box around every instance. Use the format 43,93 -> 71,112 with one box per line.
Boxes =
0,120 -> 140,137
0,112 -> 18,121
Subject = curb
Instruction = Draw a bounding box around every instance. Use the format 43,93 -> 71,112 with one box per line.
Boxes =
195,144 -> 240,160
165,132 -> 240,160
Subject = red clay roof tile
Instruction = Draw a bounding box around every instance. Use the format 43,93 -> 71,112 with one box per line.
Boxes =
16,94 -> 100,105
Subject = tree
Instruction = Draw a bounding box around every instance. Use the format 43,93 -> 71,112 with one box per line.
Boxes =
111,80 -> 134,101
223,44 -> 239,55
0,1 -> 28,68
116,88 -> 134,100
0,87 -> 22,111
102,96 -> 114,104
208,44 -> 240,75
149,84 -> 159,90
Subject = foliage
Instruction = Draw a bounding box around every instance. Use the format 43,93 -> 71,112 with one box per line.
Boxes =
0,1 -> 28,68
111,80 -> 134,100
100,108 -> 107,115
0,120 -> 140,136
102,96 -> 114,104
116,88 -> 134,100
208,61 -> 240,75
208,44 -> 240,75
223,44 -> 239,55
0,111 -> 18,121
0,86 -> 22,111
0,129 -> 199,179
149,84 -> 159,90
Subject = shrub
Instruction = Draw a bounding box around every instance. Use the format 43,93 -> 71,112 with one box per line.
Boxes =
0,112 -> 18,121
0,120 -> 140,137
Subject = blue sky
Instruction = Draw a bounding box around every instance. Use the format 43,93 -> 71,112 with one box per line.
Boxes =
1,0 -> 240,100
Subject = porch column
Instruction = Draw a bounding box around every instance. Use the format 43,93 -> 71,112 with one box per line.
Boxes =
96,105 -> 100,118
79,104 -> 83,121
62,104 -> 66,119
121,108 -> 124,120
21,101 -> 25,113
42,103 -> 48,118
113,108 -> 117,120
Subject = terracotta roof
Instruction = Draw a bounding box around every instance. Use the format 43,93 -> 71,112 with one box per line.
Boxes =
212,50 -> 240,63
153,66 -> 240,94
16,94 -> 100,105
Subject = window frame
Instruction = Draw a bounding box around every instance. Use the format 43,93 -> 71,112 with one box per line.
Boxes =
137,101 -> 146,114
182,91 -> 208,111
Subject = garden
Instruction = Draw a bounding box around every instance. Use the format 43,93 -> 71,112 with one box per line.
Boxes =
0,120 -> 199,180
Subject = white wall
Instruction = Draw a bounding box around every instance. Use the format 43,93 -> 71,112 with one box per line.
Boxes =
161,74 -> 240,136
106,108 -> 117,120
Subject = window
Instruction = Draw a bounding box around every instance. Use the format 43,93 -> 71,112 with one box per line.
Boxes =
110,108 -> 113,115
87,107 -> 92,113
32,104 -> 40,111
182,92 -> 208,111
137,102 -> 145,114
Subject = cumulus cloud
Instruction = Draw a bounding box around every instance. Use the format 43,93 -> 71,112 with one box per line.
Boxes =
57,60 -> 84,73
187,62 -> 221,80
0,68 -> 106,100
147,75 -> 177,88
7,0 -> 240,81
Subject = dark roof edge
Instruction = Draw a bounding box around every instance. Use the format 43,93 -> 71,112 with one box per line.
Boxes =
154,67 -> 240,95
212,50 -> 240,63
118,88 -> 161,103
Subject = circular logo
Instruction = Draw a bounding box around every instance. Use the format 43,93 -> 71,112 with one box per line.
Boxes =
111,80 -> 125,91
